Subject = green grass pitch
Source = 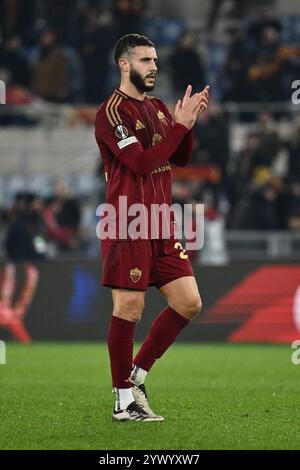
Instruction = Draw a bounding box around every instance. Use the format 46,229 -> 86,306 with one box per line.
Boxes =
0,342 -> 299,450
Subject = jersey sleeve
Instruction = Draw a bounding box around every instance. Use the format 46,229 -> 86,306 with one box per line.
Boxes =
170,129 -> 194,167
95,102 -> 190,176
95,104 -> 140,158
159,101 -> 194,167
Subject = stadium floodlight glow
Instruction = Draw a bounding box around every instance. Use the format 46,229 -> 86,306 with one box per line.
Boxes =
0,80 -> 6,104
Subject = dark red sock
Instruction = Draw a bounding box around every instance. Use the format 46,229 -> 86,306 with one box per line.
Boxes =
108,316 -> 135,388
134,307 -> 189,372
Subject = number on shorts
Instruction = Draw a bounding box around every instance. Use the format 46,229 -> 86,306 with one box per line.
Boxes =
174,242 -> 188,260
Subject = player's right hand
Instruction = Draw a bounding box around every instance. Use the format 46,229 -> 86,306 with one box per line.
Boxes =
174,85 -> 209,130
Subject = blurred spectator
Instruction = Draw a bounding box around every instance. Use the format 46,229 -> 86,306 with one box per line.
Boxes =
0,67 -> 37,125
206,0 -> 275,33
231,167 -> 280,229
43,197 -> 79,251
255,113 -> 281,166
231,132 -> 264,203
0,0 -> 36,42
78,7 -> 112,103
0,193 -> 44,343
220,26 -> 250,102
0,67 -> 34,105
287,208 -> 300,231
248,25 -> 285,102
247,5 -> 282,47
1,190 -> 82,255
33,29 -> 69,102
248,23 -> 300,102
230,113 -> 283,207
5,193 -> 47,262
276,180 -> 300,229
288,117 -> 300,181
0,35 -> 30,87
40,0 -> 77,43
194,103 -> 230,183
206,0 -> 227,32
169,31 -> 206,96
112,0 -> 147,38
60,197 -> 80,228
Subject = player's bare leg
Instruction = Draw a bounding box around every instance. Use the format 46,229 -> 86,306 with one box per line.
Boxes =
14,264 -> 39,320
131,276 -> 201,417
0,263 -> 16,311
0,263 -> 32,343
159,276 -> 202,321
109,288 -> 163,421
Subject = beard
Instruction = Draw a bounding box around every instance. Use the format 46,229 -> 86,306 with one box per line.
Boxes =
129,66 -> 156,93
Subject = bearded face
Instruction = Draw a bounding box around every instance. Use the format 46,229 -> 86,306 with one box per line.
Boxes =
129,64 -> 156,93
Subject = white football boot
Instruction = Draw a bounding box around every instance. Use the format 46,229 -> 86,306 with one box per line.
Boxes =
112,401 -> 163,422
130,383 -> 165,422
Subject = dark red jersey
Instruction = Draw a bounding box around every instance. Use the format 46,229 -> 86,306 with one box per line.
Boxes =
95,88 -> 194,240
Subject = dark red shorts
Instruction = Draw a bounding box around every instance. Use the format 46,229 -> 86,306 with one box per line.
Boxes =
101,238 -> 194,291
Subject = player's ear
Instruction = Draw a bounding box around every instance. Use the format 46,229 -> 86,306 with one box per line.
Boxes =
119,58 -> 129,73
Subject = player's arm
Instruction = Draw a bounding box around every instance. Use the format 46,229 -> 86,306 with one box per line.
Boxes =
169,128 -> 195,167
96,107 -> 191,176
159,100 -> 195,168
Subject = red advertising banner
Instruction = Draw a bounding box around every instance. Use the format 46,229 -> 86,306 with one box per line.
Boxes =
1,261 -> 299,343
201,266 -> 300,343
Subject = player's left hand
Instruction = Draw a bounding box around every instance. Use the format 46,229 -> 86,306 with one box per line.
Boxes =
195,85 -> 210,116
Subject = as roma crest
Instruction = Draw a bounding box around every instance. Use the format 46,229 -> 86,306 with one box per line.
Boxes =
152,133 -> 163,146
130,267 -> 142,283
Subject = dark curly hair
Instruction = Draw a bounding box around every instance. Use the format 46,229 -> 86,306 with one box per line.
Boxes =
113,34 -> 155,65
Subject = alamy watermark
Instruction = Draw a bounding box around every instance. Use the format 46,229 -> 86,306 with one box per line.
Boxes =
96,198 -> 205,250
0,340 -> 6,365
291,340 -> 300,365
291,80 -> 300,105
0,80 -> 6,104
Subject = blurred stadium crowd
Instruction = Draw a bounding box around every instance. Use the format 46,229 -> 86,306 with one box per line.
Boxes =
1,0 -> 300,104
1,0 -> 300,259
